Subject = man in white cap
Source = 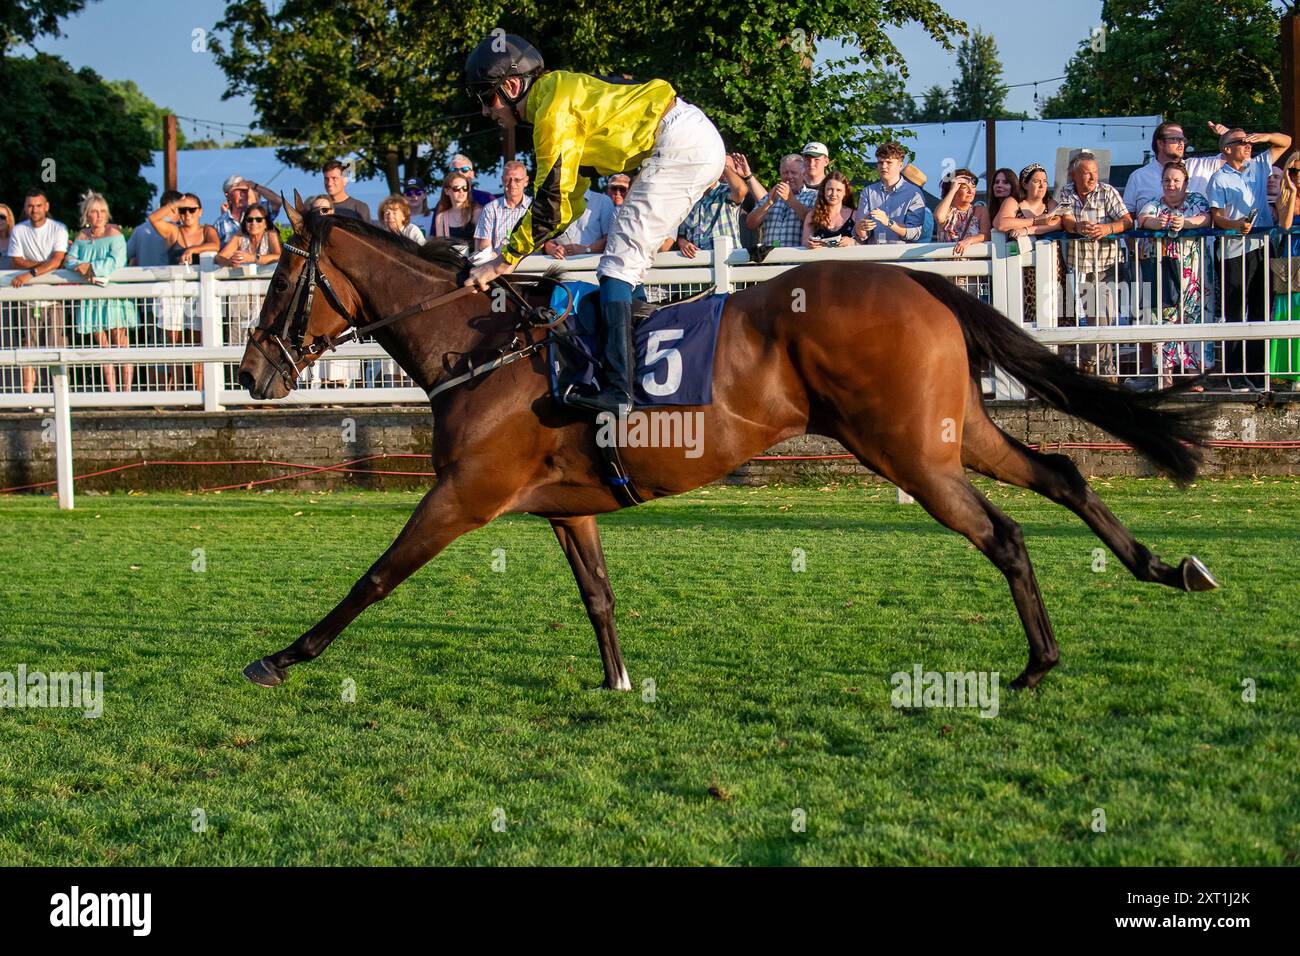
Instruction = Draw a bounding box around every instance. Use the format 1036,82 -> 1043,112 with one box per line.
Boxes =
214,174 -> 283,244
803,142 -> 830,193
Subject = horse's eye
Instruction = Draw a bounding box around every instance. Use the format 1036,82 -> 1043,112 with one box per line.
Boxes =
273,277 -> 288,293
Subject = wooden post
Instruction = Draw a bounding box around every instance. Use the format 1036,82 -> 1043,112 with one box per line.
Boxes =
503,126 -> 516,166
1283,15 -> 1300,144
984,117 -> 997,203
163,114 -> 178,193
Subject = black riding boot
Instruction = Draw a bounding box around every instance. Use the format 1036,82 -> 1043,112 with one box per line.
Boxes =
567,299 -> 634,415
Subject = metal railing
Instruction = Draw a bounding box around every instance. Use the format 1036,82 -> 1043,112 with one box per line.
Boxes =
4,231 -> 1300,507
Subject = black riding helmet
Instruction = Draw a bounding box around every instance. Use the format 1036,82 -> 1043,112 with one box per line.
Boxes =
465,33 -> 545,110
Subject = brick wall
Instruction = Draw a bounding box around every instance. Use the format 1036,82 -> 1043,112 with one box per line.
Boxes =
2,398 -> 1298,494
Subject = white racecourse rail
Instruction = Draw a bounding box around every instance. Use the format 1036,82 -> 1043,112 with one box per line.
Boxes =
3,231 -> 1299,508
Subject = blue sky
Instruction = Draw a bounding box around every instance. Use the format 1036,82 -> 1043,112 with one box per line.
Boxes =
29,0 -> 1105,139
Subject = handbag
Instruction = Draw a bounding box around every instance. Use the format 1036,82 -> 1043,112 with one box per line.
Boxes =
1270,251 -> 1300,291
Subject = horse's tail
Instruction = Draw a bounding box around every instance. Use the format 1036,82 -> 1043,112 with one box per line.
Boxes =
905,267 -> 1208,486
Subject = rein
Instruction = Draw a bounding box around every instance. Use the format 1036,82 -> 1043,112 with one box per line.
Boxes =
252,230 -> 574,394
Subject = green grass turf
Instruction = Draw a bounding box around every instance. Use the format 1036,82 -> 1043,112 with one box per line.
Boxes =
0,478 -> 1296,866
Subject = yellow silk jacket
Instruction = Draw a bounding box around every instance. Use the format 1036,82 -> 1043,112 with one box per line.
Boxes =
500,71 -> 676,264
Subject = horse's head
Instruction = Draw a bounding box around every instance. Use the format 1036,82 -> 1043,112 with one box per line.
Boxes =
238,191 -> 361,399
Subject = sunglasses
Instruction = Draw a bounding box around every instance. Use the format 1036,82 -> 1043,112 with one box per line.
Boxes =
607,186 -> 628,194
448,185 -> 469,192
178,206 -> 198,214
245,217 -> 266,223
503,177 -> 527,184
403,188 -> 425,197
1159,136 -> 1186,144
453,165 -> 473,174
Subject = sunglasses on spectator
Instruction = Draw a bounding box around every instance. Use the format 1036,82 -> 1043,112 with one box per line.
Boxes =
246,216 -> 266,223
448,185 -> 469,192
608,186 -> 628,194
453,165 -> 473,174
1160,136 -> 1186,144
178,206 -> 198,214
403,188 -> 425,197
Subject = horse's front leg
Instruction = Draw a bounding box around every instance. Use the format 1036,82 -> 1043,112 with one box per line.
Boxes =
550,516 -> 631,690
244,470 -> 508,686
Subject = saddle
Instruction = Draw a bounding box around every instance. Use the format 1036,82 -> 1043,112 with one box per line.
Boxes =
544,282 -> 726,507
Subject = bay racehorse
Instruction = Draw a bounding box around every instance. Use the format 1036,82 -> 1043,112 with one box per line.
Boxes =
237,195 -> 1216,692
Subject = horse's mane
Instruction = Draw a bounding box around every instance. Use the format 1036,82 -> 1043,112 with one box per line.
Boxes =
307,211 -> 469,276
306,210 -> 561,301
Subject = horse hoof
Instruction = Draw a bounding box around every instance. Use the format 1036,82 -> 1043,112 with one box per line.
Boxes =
1181,556 -> 1219,592
243,657 -> 286,687
1010,658 -> 1058,691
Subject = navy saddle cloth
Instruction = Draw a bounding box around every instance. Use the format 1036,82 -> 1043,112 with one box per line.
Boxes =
547,282 -> 727,407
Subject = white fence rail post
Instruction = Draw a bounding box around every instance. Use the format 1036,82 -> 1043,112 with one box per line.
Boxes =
199,254 -> 224,411
712,236 -> 734,292
990,233 -> 1028,400
51,364 -> 74,510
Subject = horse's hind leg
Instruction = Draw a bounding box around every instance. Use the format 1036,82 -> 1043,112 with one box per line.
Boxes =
896,470 -> 1060,689
961,410 -> 1218,592
836,421 -> 1060,688
244,469 -> 509,686
550,516 -> 631,690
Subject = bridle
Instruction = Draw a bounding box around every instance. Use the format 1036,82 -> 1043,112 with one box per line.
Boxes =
247,228 -> 573,393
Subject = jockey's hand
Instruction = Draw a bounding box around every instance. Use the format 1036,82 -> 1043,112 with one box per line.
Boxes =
465,254 -> 514,291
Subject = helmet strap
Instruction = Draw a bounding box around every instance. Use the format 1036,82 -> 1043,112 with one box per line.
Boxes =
498,72 -> 534,109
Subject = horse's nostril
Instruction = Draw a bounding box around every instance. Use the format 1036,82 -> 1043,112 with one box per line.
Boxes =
238,370 -> 257,393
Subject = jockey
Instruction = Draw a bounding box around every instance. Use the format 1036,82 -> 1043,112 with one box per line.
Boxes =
463,33 -> 726,414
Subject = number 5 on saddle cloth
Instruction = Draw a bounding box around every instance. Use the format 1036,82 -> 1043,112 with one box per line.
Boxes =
547,281 -> 727,408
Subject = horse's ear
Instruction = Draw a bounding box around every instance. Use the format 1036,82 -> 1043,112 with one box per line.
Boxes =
283,192 -> 303,233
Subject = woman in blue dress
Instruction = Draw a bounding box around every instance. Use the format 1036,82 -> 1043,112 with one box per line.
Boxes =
64,192 -> 138,391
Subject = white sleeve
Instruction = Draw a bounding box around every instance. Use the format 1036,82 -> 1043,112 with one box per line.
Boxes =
52,223 -> 69,254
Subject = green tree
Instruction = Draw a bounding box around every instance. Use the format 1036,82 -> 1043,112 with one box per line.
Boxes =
105,79 -> 187,151
948,28 -> 1016,121
3,54 -> 154,225
1,0 -> 96,51
856,69 -> 918,126
916,84 -> 954,123
212,0 -> 965,189
1042,0 -> 1281,151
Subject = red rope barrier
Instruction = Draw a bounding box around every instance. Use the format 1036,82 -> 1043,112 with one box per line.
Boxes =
3,441 -> 1300,495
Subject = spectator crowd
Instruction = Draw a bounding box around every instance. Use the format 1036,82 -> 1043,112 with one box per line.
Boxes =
4,116 -> 1299,393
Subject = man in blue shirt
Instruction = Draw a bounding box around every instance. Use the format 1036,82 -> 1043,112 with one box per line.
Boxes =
1207,127 -> 1292,390
854,142 -> 926,244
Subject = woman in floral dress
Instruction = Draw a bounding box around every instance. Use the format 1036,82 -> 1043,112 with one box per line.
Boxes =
1136,161 -> 1211,384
